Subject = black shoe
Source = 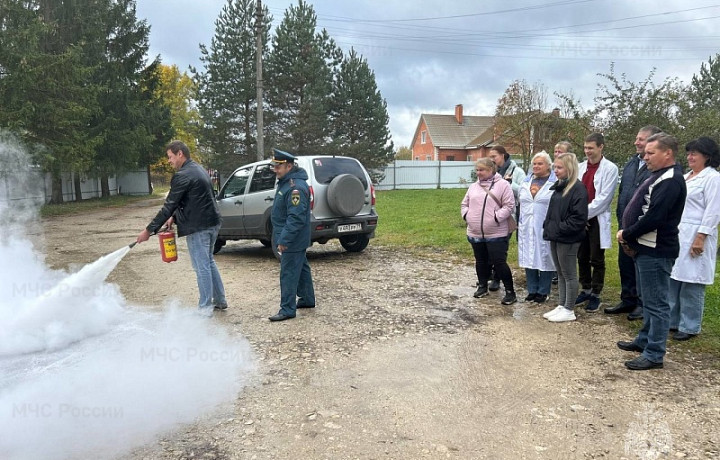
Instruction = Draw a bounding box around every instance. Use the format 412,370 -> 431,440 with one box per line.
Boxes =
551,275 -> 558,285
627,306 -> 643,321
585,296 -> 600,312
214,303 -> 228,311
604,302 -> 634,315
297,304 -> 315,309
269,313 -> 295,322
473,286 -> 489,298
574,291 -> 592,305
625,356 -> 663,370
672,331 -> 697,341
501,291 -> 517,305
524,293 -> 537,302
534,294 -> 548,303
617,341 -> 643,352
488,279 -> 501,291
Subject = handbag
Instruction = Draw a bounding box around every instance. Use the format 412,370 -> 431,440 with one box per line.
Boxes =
482,181 -> 517,233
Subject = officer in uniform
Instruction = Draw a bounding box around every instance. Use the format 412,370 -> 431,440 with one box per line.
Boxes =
269,149 -> 316,321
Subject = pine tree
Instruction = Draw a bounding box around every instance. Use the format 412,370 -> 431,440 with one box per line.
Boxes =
265,0 -> 341,155
194,0 -> 271,176
89,0 -> 154,197
330,48 -> 392,181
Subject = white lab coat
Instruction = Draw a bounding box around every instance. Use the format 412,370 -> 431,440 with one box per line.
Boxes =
670,167 -> 720,285
578,157 -> 619,249
517,172 -> 557,271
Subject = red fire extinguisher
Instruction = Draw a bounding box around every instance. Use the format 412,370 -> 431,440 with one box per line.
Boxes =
158,230 -> 178,263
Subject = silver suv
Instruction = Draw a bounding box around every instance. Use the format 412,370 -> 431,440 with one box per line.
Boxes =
214,155 -> 378,256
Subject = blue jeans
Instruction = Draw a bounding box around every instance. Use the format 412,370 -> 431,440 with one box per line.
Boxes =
632,255 -> 674,363
668,278 -> 706,335
279,250 -> 315,317
186,225 -> 226,309
525,268 -> 553,296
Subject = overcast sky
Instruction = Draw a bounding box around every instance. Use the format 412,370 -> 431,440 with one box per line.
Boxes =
135,0 -> 720,148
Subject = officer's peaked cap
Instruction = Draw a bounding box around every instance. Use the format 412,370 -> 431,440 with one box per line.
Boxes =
271,149 -> 296,164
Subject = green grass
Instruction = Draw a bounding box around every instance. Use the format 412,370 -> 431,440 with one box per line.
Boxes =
40,186 -> 168,218
376,188 -> 719,356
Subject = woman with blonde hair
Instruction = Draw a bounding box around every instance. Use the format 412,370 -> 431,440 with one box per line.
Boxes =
542,153 -> 588,322
461,158 -> 517,305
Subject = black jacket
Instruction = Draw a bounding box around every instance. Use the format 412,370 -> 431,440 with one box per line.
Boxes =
543,179 -> 589,244
621,165 -> 686,258
147,159 -> 220,237
616,154 -> 651,226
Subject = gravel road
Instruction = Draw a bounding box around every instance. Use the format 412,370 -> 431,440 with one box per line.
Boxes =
38,198 -> 720,460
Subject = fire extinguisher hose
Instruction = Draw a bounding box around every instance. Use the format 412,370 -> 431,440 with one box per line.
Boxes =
128,225 -> 169,249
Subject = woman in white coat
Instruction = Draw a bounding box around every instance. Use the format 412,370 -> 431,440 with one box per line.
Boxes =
669,137 -> 720,341
518,151 -> 557,303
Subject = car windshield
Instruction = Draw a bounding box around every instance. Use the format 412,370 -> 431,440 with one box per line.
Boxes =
311,158 -> 368,188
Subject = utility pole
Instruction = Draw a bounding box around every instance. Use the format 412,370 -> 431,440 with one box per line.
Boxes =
255,0 -> 264,161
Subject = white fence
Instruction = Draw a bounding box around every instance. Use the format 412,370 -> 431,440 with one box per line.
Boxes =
376,160 -> 475,190
1,169 -> 150,205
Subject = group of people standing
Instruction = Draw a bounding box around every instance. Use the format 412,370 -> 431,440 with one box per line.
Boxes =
462,128 -> 720,370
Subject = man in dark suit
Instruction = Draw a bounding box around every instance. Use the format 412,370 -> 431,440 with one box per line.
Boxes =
604,126 -> 662,320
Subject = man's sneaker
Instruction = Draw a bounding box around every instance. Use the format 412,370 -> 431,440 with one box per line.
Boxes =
575,291 -> 593,305
488,279 -> 501,291
524,293 -> 537,302
501,291 -> 517,305
214,303 -> 228,311
585,296 -> 600,312
197,306 -> 214,317
543,305 -> 565,319
548,308 -> 576,322
473,286 -> 489,298
534,294 -> 548,303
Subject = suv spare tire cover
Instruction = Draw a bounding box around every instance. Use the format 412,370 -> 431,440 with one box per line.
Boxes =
327,174 -> 365,217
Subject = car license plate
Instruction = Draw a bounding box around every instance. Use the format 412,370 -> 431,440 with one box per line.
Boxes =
338,223 -> 362,233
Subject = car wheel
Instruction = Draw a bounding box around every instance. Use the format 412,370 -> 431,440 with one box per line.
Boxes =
339,233 -> 370,252
259,238 -> 271,248
327,174 -> 364,217
213,237 -> 226,254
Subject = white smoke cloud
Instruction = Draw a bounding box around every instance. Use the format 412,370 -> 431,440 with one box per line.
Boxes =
0,137 -> 256,459
0,131 -> 44,240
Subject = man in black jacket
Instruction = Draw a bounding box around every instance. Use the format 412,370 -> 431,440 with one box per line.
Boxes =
605,126 -> 662,319
136,140 -> 227,316
616,133 -> 686,370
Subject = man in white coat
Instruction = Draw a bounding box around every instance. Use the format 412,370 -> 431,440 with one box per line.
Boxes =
575,133 -> 619,312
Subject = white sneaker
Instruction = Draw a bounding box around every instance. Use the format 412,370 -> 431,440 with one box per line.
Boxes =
543,305 -> 565,319
548,308 -> 576,322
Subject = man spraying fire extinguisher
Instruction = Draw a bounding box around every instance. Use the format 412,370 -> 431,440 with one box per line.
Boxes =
136,140 -> 227,317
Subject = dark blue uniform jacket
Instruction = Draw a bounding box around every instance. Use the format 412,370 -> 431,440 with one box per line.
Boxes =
272,167 -> 311,252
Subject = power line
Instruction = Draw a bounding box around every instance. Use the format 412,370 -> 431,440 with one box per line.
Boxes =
317,0 -> 601,23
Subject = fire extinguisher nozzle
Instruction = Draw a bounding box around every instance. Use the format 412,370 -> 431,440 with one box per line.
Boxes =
128,242 -> 137,249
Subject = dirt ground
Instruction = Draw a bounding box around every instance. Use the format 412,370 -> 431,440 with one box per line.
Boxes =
38,198 -> 720,460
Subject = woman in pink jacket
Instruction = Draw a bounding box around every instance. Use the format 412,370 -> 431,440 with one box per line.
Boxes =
461,158 -> 517,305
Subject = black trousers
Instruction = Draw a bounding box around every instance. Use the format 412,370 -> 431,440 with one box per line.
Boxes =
471,238 -> 514,293
578,217 -> 605,295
